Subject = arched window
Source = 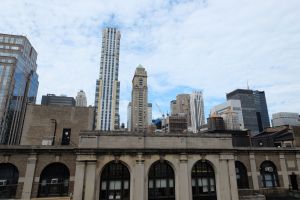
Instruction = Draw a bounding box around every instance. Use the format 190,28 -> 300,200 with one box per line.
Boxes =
38,162 -> 70,197
148,160 -> 175,200
0,163 -> 19,199
235,161 -> 249,189
100,161 -> 130,200
192,160 -> 216,200
260,161 -> 279,188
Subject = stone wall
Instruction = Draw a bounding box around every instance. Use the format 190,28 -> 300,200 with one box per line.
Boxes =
21,104 -> 95,146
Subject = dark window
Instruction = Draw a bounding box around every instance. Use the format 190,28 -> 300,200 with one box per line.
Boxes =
192,160 -> 216,200
0,163 -> 19,199
148,160 -> 175,200
100,161 -> 130,200
38,163 -> 70,197
61,128 -> 71,145
235,161 -> 249,189
260,161 -> 279,188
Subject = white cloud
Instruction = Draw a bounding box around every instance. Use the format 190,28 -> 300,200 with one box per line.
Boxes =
1,0 -> 300,124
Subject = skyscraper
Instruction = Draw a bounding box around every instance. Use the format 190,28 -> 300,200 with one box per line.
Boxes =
127,102 -> 131,131
131,65 -> 148,132
0,33 -> 39,144
94,28 -> 121,131
226,89 -> 270,134
147,103 -> 152,125
76,90 -> 87,107
190,91 -> 205,133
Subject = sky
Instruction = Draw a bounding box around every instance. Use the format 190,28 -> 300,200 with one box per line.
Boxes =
1,0 -> 300,125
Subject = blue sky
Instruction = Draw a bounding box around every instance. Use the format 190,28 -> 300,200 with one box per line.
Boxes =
1,0 -> 300,125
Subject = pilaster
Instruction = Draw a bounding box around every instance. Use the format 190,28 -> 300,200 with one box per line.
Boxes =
21,154 -> 37,200
133,153 -> 145,200
73,161 -> 86,200
249,153 -> 259,190
179,154 -> 191,200
279,153 -> 289,188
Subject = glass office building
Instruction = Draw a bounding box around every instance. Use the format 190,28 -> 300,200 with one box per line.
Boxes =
226,89 -> 270,135
0,33 -> 39,144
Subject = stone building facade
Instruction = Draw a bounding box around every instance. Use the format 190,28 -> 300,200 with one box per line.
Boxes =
20,104 -> 95,146
1,131 -> 300,200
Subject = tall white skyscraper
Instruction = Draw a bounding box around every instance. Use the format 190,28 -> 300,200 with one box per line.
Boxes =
94,28 -> 121,131
76,90 -> 87,107
190,91 -> 205,133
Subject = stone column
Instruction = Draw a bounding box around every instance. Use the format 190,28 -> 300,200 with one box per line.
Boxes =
179,154 -> 190,200
296,154 -> 300,175
249,153 -> 259,190
228,158 -> 239,200
133,153 -> 145,200
279,153 -> 289,188
84,161 -> 97,200
21,154 -> 37,200
73,161 -> 86,200
218,154 -> 239,200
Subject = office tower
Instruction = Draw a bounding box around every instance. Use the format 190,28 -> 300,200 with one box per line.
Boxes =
190,91 -> 205,133
131,65 -> 148,132
41,94 -> 76,106
170,94 -> 191,126
226,89 -> 270,134
94,28 -> 121,131
76,90 -> 87,107
127,102 -> 131,131
148,103 -> 152,125
0,33 -> 39,144
210,99 -> 245,130
272,112 -> 300,127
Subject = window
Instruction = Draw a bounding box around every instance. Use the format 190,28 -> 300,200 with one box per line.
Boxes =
100,161 -> 130,200
38,163 -> 70,197
148,160 -> 175,200
235,161 -> 249,189
192,160 -> 216,200
61,128 -> 71,145
260,161 -> 279,188
0,163 -> 19,199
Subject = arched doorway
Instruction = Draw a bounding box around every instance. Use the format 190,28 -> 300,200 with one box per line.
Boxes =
0,163 -> 19,199
260,161 -> 279,188
235,161 -> 249,189
192,160 -> 216,200
38,162 -> 70,197
148,160 -> 175,200
100,161 -> 130,200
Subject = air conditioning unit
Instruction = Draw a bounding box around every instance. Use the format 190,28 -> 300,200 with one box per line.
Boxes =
0,179 -> 7,186
50,178 -> 59,184
265,167 -> 273,172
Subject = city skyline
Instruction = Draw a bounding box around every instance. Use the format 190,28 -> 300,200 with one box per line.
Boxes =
1,0 -> 300,125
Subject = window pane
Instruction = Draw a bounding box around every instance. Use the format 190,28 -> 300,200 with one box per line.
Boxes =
198,178 -> 202,186
169,179 -> 174,187
161,179 -> 167,188
115,181 -> 121,190
109,181 -> 115,190
149,180 -> 153,188
192,179 -> 196,187
156,180 -> 161,188
101,181 -> 106,190
124,180 -> 129,189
